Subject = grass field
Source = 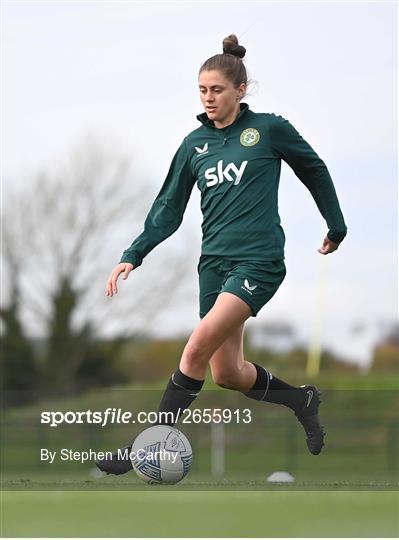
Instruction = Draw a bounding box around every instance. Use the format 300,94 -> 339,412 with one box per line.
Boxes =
1,490 -> 398,537
2,470 -> 398,491
2,471 -> 398,537
1,375 -> 398,537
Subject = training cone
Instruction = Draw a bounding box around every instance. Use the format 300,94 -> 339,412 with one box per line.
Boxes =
267,471 -> 295,483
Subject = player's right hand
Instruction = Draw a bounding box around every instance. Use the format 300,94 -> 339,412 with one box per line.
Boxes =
106,263 -> 134,297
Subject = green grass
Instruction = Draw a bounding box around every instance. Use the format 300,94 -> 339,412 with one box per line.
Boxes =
2,477 -> 398,493
1,491 -> 398,537
1,374 -> 398,536
2,379 -> 398,492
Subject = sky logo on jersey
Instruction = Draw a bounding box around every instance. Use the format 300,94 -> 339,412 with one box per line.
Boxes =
205,160 -> 248,187
195,143 -> 208,155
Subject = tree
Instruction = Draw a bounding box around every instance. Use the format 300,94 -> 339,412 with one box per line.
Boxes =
1,136 -> 192,397
371,322 -> 399,373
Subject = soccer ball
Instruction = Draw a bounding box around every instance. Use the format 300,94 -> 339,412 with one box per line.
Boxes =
130,425 -> 192,485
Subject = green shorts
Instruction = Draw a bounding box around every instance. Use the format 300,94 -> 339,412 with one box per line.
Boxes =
197,255 -> 286,318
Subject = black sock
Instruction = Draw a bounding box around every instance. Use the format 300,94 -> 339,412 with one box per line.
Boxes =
244,363 -> 306,413
157,368 -> 204,426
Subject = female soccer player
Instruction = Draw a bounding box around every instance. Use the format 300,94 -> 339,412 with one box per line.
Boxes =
97,35 -> 347,475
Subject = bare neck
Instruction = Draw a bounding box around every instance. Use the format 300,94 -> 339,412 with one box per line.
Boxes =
214,103 -> 241,129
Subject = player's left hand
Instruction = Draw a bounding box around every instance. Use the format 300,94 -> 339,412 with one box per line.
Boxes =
318,236 -> 339,255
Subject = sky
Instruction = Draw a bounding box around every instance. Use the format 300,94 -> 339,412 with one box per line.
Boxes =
2,1 -> 397,367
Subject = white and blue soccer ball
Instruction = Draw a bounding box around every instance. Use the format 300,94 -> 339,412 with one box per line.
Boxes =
131,425 -> 192,485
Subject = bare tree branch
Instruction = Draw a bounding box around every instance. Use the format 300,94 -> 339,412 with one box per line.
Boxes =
2,135 -> 194,345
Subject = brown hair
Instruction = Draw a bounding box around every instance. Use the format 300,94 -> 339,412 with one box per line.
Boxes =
199,34 -> 247,89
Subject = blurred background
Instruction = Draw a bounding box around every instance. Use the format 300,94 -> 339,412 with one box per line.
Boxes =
1,1 -> 398,491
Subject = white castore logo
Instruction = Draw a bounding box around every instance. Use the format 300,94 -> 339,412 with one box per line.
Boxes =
195,143 -> 208,155
241,279 -> 257,295
244,279 -> 257,291
205,160 -> 248,187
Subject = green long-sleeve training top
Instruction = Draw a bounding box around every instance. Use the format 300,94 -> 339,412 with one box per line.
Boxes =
120,103 -> 347,268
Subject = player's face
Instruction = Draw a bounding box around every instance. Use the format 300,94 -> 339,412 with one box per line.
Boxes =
198,70 -> 246,128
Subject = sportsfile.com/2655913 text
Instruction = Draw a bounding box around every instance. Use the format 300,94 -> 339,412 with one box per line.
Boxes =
40,408 -> 253,427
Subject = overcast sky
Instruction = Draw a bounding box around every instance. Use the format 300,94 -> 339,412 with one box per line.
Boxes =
2,1 -> 397,366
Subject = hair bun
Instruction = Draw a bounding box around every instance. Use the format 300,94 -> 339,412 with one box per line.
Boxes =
222,34 -> 246,59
